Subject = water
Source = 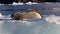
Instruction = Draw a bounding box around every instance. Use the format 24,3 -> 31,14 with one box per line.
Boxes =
0,2 -> 60,34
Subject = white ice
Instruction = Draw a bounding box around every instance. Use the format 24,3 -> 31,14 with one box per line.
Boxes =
45,15 -> 60,24
12,2 -> 24,5
26,1 -> 38,5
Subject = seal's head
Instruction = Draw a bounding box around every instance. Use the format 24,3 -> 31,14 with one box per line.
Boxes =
11,12 -> 22,20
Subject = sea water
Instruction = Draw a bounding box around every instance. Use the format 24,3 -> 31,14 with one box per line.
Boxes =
0,2 -> 60,34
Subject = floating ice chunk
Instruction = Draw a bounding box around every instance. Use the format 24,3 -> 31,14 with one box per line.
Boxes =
45,15 -> 60,24
26,1 -> 32,5
12,2 -> 24,5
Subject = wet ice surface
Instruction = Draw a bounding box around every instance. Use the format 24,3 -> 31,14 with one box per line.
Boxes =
0,2 -> 60,34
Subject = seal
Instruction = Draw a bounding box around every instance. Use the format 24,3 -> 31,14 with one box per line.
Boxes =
11,10 -> 42,20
